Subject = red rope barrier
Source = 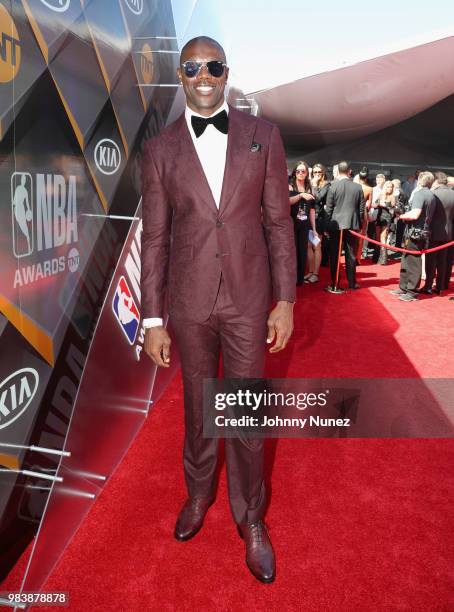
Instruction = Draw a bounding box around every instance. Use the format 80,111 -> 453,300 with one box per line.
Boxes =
348,230 -> 454,255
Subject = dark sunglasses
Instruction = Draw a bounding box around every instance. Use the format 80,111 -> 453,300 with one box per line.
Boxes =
296,169 -> 307,174
181,60 -> 227,78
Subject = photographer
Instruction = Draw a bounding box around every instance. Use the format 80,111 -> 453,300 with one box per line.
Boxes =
390,171 -> 436,302
391,178 -> 410,251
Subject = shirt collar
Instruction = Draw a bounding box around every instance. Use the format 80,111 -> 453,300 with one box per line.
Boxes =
185,100 -> 229,134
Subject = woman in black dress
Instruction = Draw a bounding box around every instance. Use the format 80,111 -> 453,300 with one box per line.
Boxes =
308,163 -> 330,280
289,161 -> 317,285
374,180 -> 396,265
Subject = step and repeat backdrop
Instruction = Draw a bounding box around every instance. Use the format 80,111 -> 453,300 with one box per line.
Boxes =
0,0 -> 181,590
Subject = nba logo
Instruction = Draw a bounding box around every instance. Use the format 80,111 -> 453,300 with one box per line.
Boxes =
11,172 -> 34,258
112,276 -> 140,345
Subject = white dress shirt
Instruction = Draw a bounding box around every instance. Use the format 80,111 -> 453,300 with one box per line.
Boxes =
372,185 -> 383,205
143,101 -> 229,329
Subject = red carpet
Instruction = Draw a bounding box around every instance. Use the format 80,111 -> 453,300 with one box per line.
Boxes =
9,260 -> 454,610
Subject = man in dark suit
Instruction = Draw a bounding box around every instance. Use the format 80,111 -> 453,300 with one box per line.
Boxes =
421,172 -> 454,294
325,161 -> 365,289
140,36 -> 296,583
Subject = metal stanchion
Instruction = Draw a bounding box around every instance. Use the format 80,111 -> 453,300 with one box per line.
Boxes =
325,229 -> 345,294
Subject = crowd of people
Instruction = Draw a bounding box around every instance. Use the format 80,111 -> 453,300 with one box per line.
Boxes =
288,161 -> 454,301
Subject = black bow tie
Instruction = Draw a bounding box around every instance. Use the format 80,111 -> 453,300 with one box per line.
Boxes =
191,110 -> 229,138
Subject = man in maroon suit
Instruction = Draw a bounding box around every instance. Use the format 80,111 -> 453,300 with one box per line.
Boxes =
140,36 -> 296,583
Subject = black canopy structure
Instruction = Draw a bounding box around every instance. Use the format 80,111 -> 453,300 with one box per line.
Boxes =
247,36 -> 454,176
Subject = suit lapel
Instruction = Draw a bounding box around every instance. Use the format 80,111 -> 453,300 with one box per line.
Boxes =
164,114 -> 218,214
163,107 -> 256,216
219,106 -> 256,216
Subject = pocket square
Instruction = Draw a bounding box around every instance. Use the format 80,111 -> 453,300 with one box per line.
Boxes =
250,142 -> 261,152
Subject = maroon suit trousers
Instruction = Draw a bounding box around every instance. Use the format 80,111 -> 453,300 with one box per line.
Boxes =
170,275 -> 268,525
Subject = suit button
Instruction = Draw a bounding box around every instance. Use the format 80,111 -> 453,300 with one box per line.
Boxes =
215,253 -> 220,258
216,220 -> 223,228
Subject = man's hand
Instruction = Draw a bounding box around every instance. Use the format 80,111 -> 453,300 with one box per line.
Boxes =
144,326 -> 171,367
266,301 -> 294,353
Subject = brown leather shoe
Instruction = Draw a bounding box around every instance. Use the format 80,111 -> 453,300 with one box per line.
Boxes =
238,520 -> 275,583
174,497 -> 213,541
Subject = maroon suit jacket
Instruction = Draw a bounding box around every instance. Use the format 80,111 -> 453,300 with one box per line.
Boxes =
140,105 -> 296,322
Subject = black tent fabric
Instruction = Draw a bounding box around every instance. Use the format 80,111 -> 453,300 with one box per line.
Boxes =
286,94 -> 454,176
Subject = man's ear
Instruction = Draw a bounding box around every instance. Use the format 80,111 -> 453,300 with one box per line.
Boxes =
176,67 -> 182,82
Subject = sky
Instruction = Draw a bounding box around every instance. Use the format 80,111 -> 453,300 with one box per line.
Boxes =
171,0 -> 454,93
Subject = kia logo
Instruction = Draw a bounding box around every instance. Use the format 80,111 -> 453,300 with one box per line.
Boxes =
0,368 -> 39,430
94,138 -> 122,176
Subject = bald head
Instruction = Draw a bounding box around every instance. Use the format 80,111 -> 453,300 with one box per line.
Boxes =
180,36 -> 226,63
